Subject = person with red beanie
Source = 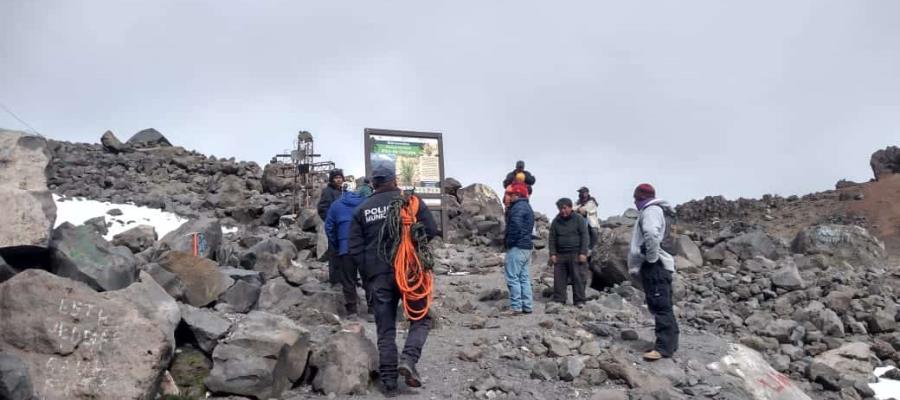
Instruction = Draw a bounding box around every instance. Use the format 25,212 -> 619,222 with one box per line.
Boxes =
627,183 -> 679,361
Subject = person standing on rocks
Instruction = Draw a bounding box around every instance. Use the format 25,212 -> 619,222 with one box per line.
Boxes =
325,186 -> 368,318
575,186 -> 600,252
503,184 -> 535,314
502,160 -> 536,194
627,183 -> 679,361
548,198 -> 590,307
318,168 -> 345,285
348,165 -> 438,396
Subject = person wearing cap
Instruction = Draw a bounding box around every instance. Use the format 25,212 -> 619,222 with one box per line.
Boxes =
627,183 -> 678,361
503,183 -> 535,314
548,197 -> 590,307
502,160 -> 536,195
318,168 -> 345,284
502,172 -> 529,210
325,184 -> 368,319
356,177 -> 373,198
575,187 -> 600,251
348,164 -> 438,396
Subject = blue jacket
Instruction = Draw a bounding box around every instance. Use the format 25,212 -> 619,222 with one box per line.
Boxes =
505,198 -> 535,250
325,192 -> 366,255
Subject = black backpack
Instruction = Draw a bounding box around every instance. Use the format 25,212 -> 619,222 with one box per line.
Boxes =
641,204 -> 678,254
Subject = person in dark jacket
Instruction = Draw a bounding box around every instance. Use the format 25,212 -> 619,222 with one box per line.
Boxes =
318,168 -> 344,284
503,184 -> 535,314
325,190 -> 367,316
548,197 -> 589,307
502,160 -> 536,194
356,177 -> 373,198
348,165 -> 437,396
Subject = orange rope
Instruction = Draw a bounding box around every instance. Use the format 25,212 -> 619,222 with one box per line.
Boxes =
393,196 -> 433,321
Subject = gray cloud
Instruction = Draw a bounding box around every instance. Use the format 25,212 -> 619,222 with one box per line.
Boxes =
2,0 -> 899,216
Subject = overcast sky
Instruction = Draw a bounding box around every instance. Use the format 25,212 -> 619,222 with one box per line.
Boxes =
2,1 -> 899,217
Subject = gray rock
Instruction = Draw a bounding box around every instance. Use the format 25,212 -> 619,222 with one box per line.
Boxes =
0,270 -> 171,400
0,353 -> 34,400
867,310 -> 897,333
310,326 -> 377,395
100,130 -> 129,153
824,290 -> 853,313
261,162 -> 297,194
771,260 -> 805,290
206,311 -> 310,399
590,389 -> 628,400
0,130 -> 56,249
125,128 -> 172,148
156,251 -> 234,307
530,359 -> 559,381
542,336 -> 572,357
0,254 -> 15,283
83,216 -> 108,236
673,235 -> 703,267
217,268 -> 263,313
808,342 -> 873,390
870,145 -> 900,180
240,238 -> 297,280
49,222 -> 138,291
179,303 -> 231,354
559,356 -> 585,381
112,225 -> 158,253
707,344 -> 811,399
791,224 -> 885,267
141,263 -> 186,300
725,231 -> 780,260
107,271 -> 181,351
159,218 -> 223,260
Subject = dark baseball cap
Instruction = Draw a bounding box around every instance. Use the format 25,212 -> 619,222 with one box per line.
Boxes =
577,186 -> 590,193
372,165 -> 396,181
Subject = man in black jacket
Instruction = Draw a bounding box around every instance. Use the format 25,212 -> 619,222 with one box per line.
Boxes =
502,160 -> 536,194
348,165 -> 437,396
318,169 -> 344,284
504,184 -> 535,314
548,197 -> 589,307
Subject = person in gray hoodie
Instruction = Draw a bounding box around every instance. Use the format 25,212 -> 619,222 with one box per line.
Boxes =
627,183 -> 678,361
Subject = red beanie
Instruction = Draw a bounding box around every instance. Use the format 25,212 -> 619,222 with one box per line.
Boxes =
633,183 -> 656,201
507,181 -> 529,199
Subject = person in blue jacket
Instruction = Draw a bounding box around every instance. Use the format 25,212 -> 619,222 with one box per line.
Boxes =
325,187 -> 367,316
503,183 -> 535,314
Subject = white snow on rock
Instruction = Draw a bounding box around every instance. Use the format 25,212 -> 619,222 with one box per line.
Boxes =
872,366 -> 900,400
52,195 -> 237,241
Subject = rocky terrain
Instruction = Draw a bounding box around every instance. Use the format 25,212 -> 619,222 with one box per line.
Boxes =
0,127 -> 899,400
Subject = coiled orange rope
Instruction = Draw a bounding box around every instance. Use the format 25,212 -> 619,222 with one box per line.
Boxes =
393,195 -> 433,321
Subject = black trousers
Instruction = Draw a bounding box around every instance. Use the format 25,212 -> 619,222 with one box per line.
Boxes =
335,254 -> 361,314
588,227 -> 599,250
328,250 -> 339,284
640,260 -> 679,357
367,273 -> 431,385
553,253 -> 588,305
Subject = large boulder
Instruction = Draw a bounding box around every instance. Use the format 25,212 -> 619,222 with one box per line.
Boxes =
707,344 -> 811,400
310,326 -> 377,395
205,311 -> 310,399
179,304 -> 231,354
457,183 -> 504,221
808,342 -> 873,390
261,162 -> 296,194
158,218 -> 222,260
106,271 -> 181,352
725,231 -> 781,260
591,227 -> 634,289
870,145 -> 900,180
0,129 -> 56,249
99,130 -> 129,154
0,270 -> 171,400
791,224 -> 886,266
217,267 -> 263,313
240,238 -> 297,280
206,175 -> 248,208
112,225 -> 158,253
156,251 -> 234,307
49,222 -> 138,291
125,128 -> 172,148
673,235 -> 703,267
0,353 -> 34,400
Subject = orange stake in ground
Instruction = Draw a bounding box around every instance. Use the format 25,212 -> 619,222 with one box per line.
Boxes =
392,195 -> 433,321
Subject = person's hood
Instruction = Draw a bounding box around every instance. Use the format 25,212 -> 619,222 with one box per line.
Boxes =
641,198 -> 672,212
340,191 -> 365,207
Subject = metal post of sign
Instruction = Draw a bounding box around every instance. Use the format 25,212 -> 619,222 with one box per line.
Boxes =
363,128 -> 446,238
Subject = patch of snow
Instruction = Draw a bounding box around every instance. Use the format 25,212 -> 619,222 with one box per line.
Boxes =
872,366 -> 900,400
53,195 -> 188,241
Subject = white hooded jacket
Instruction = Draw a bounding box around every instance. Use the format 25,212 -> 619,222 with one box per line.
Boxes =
627,198 -> 676,273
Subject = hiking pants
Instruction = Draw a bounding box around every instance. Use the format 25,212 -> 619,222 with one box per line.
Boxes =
336,254 -> 361,314
553,253 -> 588,305
640,260 -> 679,357
328,249 -> 339,284
368,273 -> 431,385
504,247 -> 533,312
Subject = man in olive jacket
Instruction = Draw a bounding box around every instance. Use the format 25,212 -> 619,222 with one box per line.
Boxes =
548,197 -> 589,307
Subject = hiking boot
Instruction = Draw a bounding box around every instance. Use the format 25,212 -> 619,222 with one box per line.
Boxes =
643,350 -> 663,361
521,309 -> 533,314
398,360 -> 422,388
501,309 -> 522,317
382,384 -> 399,398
